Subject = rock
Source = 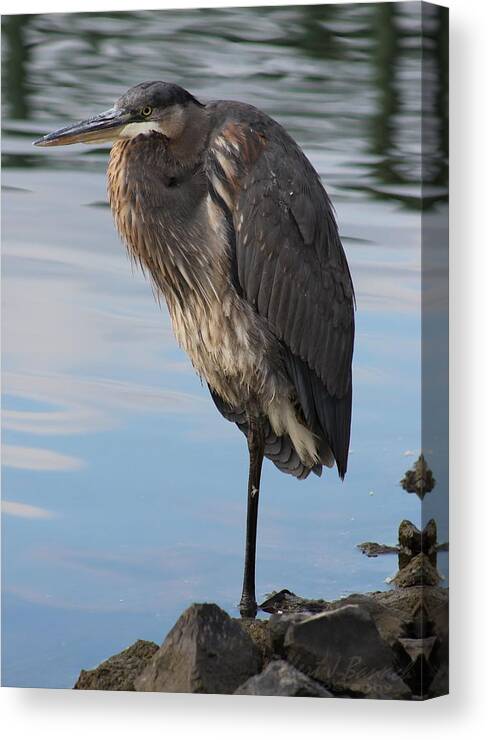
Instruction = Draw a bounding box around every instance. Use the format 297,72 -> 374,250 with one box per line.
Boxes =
357,542 -> 399,558
74,640 -> 159,691
400,454 -> 436,499
134,603 -> 261,694
392,553 -> 442,587
284,604 -> 411,699
72,587 -> 448,699
428,663 -> 449,698
398,636 -> 437,662
259,585 -> 446,623
237,618 -> 273,664
373,584 -> 447,617
333,593 -> 408,650
266,594 -> 407,654
234,660 -> 333,697
398,519 -> 438,569
268,612 -> 312,654
374,585 -> 448,688
423,589 -> 449,694
259,589 -> 330,615
425,590 -> 449,642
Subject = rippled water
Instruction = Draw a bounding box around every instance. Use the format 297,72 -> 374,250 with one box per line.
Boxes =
1,3 -> 448,688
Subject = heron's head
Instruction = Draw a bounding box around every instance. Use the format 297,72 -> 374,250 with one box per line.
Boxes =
33,81 -> 204,148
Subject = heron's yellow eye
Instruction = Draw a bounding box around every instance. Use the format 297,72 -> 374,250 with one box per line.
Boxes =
141,106 -> 153,117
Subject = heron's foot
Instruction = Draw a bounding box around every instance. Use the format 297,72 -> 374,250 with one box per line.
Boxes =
239,594 -> 257,619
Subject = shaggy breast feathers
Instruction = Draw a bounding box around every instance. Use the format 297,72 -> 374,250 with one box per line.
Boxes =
106,109 -> 353,478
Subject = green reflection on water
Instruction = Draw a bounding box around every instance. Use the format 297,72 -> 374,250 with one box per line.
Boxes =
2,3 -> 447,209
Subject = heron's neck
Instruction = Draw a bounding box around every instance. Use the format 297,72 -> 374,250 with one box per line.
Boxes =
164,103 -> 210,165
107,125 -> 219,305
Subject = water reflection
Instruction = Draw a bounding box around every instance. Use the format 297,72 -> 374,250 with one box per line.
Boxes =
2,3 -> 448,688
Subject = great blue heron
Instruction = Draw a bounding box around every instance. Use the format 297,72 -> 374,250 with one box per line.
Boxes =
34,81 -> 355,618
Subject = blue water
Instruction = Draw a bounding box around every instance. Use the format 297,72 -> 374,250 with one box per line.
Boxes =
1,3 -> 448,688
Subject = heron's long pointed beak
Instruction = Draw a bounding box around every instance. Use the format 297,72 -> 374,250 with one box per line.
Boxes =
33,107 -> 131,147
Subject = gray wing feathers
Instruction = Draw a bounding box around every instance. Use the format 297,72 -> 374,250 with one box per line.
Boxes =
206,104 -> 354,478
237,146 -> 354,401
234,125 -> 354,476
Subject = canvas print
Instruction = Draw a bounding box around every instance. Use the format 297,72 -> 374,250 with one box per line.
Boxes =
1,1 -> 448,699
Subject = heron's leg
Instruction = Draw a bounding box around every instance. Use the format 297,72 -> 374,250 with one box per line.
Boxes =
239,416 -> 265,619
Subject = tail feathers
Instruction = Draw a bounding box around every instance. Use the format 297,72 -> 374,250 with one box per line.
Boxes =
283,351 -> 351,479
208,388 -> 322,479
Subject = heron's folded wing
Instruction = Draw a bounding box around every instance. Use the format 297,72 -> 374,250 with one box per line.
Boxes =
206,105 -> 355,475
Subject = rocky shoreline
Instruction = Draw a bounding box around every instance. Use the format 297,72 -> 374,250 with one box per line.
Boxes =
74,584 -> 448,700
73,456 -> 448,700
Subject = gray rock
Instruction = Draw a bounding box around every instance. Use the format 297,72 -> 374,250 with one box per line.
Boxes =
398,519 -> 438,569
398,636 -> 437,662
259,589 -> 328,615
284,604 -> 411,699
333,593 -> 408,650
373,584 -> 446,618
428,663 -> 449,698
237,617 -> 273,664
392,553 -> 442,587
74,640 -> 159,691
268,612 -> 312,654
400,454 -> 435,499
134,603 -> 261,694
267,595 -> 407,654
235,660 -> 333,697
423,589 -> 449,696
357,542 -> 399,558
